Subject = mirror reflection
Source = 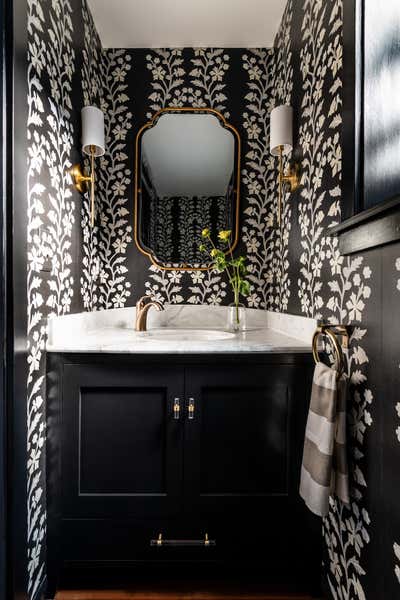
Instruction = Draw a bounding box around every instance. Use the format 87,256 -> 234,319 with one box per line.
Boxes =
135,110 -> 240,269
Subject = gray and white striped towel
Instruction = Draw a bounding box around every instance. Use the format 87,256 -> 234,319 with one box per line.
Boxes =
300,361 -> 350,517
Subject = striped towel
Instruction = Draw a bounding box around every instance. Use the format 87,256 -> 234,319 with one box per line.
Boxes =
300,361 -> 350,517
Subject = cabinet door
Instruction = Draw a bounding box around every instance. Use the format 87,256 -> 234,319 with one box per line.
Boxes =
62,363 -> 184,518
183,363 -> 307,515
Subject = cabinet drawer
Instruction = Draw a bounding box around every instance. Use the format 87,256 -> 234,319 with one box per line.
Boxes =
60,519 -> 218,563
60,513 -> 316,574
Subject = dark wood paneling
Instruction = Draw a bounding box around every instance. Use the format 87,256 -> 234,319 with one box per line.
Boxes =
8,0 -> 29,597
363,0 -> 400,210
335,0 -> 400,252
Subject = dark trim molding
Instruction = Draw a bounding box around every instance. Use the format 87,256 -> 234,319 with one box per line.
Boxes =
330,195 -> 400,255
0,0 -> 9,597
337,0 -> 400,254
341,0 -> 362,221
8,0 -> 28,597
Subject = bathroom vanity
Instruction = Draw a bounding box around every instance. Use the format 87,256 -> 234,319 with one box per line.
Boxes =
45,306 -> 320,596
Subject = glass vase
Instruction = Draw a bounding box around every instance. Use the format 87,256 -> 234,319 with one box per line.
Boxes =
227,302 -> 246,332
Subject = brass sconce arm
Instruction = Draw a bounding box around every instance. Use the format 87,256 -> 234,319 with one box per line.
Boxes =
71,106 -> 105,228
71,149 -> 96,227
277,145 -> 301,227
270,105 -> 300,228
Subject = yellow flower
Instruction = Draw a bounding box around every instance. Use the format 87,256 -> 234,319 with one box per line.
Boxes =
218,230 -> 231,242
210,248 -> 218,257
201,228 -> 210,238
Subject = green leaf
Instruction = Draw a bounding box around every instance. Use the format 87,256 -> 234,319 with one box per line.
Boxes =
239,280 -> 251,296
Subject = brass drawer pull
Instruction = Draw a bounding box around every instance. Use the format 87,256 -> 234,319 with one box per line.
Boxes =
188,397 -> 195,420
150,532 -> 215,547
173,398 -> 180,420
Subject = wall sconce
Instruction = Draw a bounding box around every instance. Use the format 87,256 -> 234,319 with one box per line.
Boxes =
270,105 -> 300,226
71,106 -> 105,227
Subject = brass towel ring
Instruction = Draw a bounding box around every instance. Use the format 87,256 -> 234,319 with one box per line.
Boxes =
312,327 -> 344,376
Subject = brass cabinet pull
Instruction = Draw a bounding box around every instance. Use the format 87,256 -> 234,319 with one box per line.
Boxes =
150,532 -> 216,547
173,398 -> 180,420
188,397 -> 195,420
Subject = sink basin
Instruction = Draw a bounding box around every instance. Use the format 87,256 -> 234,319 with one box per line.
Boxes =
144,328 -> 236,342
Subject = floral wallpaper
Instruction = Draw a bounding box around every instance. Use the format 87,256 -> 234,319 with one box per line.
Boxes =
143,194 -> 229,265
271,1 -> 375,598
271,1 -> 400,599
27,0 -> 100,596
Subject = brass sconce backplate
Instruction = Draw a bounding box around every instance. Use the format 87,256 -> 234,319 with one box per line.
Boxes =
281,162 -> 301,193
70,158 -> 96,227
277,145 -> 301,226
70,164 -> 92,193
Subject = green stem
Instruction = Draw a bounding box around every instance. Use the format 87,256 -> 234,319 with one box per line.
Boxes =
234,286 -> 240,324
206,234 -> 235,285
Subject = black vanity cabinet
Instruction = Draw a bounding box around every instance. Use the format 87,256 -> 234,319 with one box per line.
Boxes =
46,353 -> 319,596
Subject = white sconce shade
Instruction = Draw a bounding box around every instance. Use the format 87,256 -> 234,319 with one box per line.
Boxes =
270,105 -> 293,156
81,106 -> 105,156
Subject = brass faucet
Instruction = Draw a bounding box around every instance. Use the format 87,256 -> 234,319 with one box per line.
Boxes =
135,295 -> 164,331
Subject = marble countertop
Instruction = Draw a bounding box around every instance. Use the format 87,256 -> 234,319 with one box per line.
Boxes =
46,305 -> 316,354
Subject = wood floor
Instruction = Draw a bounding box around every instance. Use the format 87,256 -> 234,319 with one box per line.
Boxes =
56,592 -> 313,600
55,584 -> 314,600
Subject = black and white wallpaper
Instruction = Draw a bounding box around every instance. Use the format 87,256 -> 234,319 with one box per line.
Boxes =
272,2 -> 400,599
27,0 -> 101,595
25,0 -> 400,598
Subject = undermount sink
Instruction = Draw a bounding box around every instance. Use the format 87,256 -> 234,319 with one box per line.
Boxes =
144,328 -> 236,342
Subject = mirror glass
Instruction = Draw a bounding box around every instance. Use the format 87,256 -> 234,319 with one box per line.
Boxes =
135,110 -> 240,269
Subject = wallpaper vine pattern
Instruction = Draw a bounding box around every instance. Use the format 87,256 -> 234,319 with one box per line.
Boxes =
144,195 -> 228,265
146,49 -> 185,118
241,49 -> 275,310
396,542 -> 400,586
323,259 -> 373,600
297,0 -> 343,319
80,0 -> 102,311
271,1 -> 374,597
271,0 -> 374,597
189,49 -> 230,118
27,0 -> 77,593
27,1 -> 48,593
269,0 -> 293,313
27,0 -> 75,596
27,0 -> 100,596
96,50 -> 133,309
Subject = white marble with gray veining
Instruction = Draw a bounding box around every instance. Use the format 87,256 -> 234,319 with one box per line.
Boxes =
46,305 -> 316,354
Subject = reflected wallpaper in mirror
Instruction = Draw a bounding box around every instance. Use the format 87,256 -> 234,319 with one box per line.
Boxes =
135,110 -> 240,269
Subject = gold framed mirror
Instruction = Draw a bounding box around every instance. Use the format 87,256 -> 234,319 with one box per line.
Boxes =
134,107 -> 241,271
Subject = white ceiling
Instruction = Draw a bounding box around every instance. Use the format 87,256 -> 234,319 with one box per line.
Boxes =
87,0 -> 287,49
